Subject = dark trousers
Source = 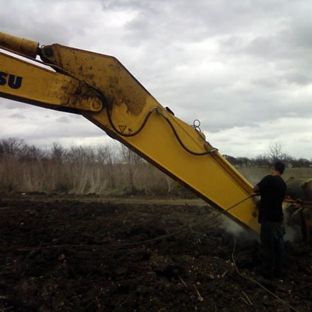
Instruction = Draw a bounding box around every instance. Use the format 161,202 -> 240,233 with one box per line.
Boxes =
260,222 -> 286,276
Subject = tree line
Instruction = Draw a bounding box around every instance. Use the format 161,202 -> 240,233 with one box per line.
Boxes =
0,138 -> 179,195
224,143 -> 311,168
0,138 -> 310,195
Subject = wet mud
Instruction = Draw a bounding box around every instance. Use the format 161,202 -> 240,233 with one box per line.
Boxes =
0,197 -> 311,311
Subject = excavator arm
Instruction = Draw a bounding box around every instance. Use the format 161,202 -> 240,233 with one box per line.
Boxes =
0,32 -> 259,233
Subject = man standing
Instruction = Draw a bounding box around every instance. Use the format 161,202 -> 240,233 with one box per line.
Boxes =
253,161 -> 287,279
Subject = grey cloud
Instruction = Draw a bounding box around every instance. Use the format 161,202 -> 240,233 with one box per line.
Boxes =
1,0 -> 312,158
55,116 -> 71,124
8,113 -> 26,119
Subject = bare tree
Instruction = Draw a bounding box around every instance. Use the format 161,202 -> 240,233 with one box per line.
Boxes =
96,144 -> 118,189
0,137 -> 25,158
268,143 -> 291,163
117,143 -> 144,193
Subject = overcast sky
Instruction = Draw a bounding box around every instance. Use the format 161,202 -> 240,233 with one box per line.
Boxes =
1,0 -> 312,159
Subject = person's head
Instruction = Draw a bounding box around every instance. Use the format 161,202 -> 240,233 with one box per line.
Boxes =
273,161 -> 285,174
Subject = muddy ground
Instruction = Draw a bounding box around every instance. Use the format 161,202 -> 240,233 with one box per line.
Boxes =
0,195 -> 311,312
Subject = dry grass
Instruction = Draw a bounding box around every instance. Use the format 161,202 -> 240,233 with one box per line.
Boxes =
238,166 -> 312,186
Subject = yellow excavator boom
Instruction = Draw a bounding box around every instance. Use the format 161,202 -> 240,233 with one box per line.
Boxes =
0,32 -> 259,233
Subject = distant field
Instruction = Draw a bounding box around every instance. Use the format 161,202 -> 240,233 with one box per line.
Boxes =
238,166 -> 312,185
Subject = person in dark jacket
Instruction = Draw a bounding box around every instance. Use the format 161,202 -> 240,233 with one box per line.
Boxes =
253,161 -> 287,279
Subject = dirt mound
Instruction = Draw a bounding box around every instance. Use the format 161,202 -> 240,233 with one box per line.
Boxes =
0,197 -> 311,311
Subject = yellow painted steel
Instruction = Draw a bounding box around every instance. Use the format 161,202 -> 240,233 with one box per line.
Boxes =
0,32 -> 38,58
0,32 -> 259,233
0,52 -> 103,112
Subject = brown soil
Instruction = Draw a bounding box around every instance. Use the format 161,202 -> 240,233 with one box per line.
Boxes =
0,195 -> 311,311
